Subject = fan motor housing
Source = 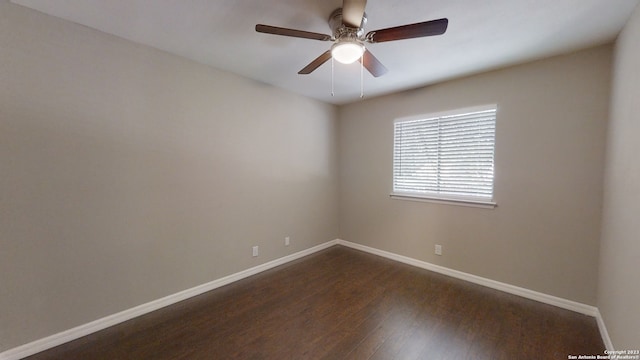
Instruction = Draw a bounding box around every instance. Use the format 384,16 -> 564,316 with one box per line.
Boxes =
329,8 -> 367,39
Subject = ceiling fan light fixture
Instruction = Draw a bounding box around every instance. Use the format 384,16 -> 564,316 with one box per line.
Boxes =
331,41 -> 365,64
256,2 -> 448,77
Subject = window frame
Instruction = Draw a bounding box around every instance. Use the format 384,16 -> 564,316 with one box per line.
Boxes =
390,105 -> 498,209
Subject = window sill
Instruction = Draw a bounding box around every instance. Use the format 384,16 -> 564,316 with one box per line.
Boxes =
390,193 -> 497,209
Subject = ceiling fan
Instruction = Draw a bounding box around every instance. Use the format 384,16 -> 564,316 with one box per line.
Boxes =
255,0 -> 448,77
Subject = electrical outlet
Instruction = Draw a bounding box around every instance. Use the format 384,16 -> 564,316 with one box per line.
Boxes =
252,246 -> 259,257
435,244 -> 442,256
285,236 -> 290,246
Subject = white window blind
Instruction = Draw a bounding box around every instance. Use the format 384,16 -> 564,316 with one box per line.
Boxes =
392,105 -> 497,204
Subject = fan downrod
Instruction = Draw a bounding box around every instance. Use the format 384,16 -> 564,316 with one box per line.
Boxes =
329,8 -> 367,39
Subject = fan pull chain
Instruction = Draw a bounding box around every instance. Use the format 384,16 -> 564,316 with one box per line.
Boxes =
360,53 -> 364,98
331,57 -> 335,97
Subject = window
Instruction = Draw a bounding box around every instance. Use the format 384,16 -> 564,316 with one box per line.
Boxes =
392,105 -> 497,207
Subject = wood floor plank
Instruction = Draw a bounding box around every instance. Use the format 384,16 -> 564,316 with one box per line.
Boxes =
24,246 -> 604,360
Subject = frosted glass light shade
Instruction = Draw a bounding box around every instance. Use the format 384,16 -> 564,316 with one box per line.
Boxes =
331,42 -> 365,64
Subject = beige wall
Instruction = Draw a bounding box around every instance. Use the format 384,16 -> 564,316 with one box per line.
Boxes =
0,2 -> 338,351
1,0 -> 631,353
598,3 -> 640,350
338,45 -> 612,306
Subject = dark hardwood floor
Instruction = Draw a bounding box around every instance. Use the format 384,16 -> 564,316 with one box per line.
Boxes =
25,246 -> 604,360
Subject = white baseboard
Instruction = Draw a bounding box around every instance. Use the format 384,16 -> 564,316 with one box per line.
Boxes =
336,239 -> 599,317
0,240 -> 339,360
595,309 -> 614,351
1,239 -> 611,359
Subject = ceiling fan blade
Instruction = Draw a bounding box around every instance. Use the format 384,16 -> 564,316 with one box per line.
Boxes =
342,0 -> 367,28
298,50 -> 333,75
256,24 -> 331,41
366,18 -> 448,43
359,49 -> 388,77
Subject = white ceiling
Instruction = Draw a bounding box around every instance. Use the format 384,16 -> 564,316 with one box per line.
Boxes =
11,0 -> 639,105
